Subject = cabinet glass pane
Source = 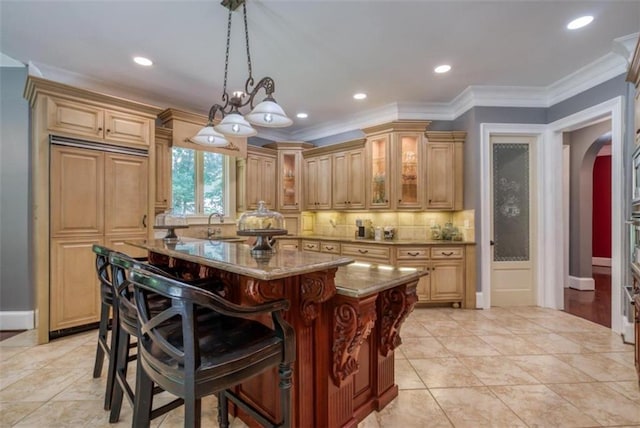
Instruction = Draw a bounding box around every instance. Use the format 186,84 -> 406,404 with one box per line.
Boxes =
370,138 -> 387,204
282,153 -> 296,206
493,143 -> 529,262
400,136 -> 418,203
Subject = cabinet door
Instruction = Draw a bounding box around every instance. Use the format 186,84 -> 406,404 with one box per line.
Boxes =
333,152 -> 349,209
50,237 -> 103,331
155,138 -> 171,211
316,155 -> 333,209
278,151 -> 301,211
50,145 -> 104,237
367,135 -> 391,209
261,156 -> 277,210
246,155 -> 261,209
396,261 -> 430,302
426,143 -> 455,210
304,157 -> 318,210
104,110 -> 150,148
430,259 -> 464,301
396,133 -> 423,209
104,153 -> 148,236
46,97 -> 104,140
348,149 -> 366,209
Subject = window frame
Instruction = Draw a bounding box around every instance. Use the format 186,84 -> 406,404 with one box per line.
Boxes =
171,148 -> 236,224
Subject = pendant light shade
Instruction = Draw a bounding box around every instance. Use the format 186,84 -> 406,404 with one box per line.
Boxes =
214,112 -> 258,137
192,124 -> 229,147
246,98 -> 293,128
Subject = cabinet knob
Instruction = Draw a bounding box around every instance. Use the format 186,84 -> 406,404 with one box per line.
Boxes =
106,129 -> 111,133
398,199 -> 402,203
428,199 -> 432,203
98,127 -> 103,132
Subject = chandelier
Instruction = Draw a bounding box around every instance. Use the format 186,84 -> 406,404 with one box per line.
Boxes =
193,0 -> 292,147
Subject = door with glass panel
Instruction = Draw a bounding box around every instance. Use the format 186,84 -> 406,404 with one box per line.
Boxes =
490,135 -> 536,306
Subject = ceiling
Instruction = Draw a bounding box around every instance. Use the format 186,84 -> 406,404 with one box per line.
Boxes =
1,1 -> 639,142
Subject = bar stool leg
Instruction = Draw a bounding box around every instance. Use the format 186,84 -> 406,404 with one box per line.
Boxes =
217,392 -> 229,428
132,355 -> 153,428
279,362 -> 293,428
92,301 -> 110,378
109,326 -> 130,423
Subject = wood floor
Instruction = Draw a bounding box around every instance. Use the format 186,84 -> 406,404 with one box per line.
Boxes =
564,267 -> 611,328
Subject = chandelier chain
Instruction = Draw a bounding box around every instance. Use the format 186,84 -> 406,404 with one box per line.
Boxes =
243,2 -> 253,80
222,8 -> 233,98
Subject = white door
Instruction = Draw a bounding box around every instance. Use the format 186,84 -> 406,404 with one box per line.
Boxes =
490,135 -> 536,306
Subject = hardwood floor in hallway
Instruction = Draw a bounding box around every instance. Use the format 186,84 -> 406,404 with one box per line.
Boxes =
564,266 -> 611,328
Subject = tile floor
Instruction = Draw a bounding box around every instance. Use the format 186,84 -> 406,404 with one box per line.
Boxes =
1,306 -> 638,427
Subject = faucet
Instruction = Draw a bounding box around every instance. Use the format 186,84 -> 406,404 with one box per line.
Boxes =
207,212 -> 224,238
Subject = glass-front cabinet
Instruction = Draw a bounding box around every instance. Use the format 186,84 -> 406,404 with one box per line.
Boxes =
364,121 -> 430,210
264,142 -> 313,213
368,134 -> 391,209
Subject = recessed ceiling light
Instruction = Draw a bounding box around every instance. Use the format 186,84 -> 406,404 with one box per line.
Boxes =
434,64 -> 451,74
353,93 -> 367,100
567,15 -> 593,30
133,56 -> 153,66
296,113 -> 308,119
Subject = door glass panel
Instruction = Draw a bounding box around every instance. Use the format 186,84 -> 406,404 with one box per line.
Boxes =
370,137 -> 387,204
282,153 -> 296,206
493,143 -> 529,262
400,136 -> 418,203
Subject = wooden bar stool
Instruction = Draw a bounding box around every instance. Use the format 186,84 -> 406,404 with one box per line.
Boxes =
129,267 -> 295,428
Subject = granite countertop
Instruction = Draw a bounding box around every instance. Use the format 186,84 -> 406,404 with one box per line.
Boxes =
127,238 -> 353,281
334,263 -> 425,298
276,235 -> 475,246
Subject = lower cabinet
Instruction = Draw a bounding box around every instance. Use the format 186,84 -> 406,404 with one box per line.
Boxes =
430,259 -> 464,302
635,294 -> 640,382
50,237 -> 103,331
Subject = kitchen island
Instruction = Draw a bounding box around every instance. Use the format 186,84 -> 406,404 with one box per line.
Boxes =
129,238 -> 422,428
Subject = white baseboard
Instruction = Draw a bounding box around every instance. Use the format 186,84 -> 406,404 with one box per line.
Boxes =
0,311 -> 35,330
476,292 -> 484,309
592,257 -> 612,267
622,316 -> 635,344
569,276 -> 595,291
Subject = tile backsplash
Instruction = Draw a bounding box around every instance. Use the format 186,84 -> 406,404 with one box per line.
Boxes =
304,210 -> 475,241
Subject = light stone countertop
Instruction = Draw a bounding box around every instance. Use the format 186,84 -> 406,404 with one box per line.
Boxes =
334,263 -> 425,298
128,238 -> 353,281
276,235 -> 475,246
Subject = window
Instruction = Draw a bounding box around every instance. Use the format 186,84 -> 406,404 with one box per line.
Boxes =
171,147 -> 235,218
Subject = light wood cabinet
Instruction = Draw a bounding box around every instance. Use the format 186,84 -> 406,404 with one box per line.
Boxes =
50,146 -> 105,237
425,131 -> 464,211
239,146 -> 277,211
341,243 -> 391,264
46,96 -> 151,148
363,122 -> 429,210
333,148 -> 366,209
154,128 -> 172,212
104,152 -> 149,236
262,143 -> 314,213
50,237 -> 103,331
304,154 -> 332,210
430,259 -> 464,301
26,76 -> 160,342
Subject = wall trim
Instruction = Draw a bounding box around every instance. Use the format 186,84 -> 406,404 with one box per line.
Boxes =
592,257 -> 612,267
475,292 -> 484,309
569,276 -> 596,291
622,316 -> 635,344
0,311 -> 35,330
548,96 -> 624,334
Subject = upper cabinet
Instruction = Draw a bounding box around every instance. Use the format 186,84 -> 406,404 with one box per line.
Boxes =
263,142 -> 314,213
45,96 -> 152,149
154,127 -> 172,213
332,140 -> 366,210
303,153 -> 332,210
237,145 -> 277,211
424,131 -> 465,211
363,121 -> 429,210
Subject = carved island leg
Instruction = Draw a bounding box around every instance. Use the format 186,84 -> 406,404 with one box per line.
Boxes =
374,282 -> 418,410
326,293 -> 377,428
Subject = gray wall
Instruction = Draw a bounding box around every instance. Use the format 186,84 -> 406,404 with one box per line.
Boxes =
0,67 -> 32,311
566,122 -> 611,279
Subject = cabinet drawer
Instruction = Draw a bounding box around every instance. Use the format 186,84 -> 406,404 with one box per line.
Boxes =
431,247 -> 463,259
341,243 -> 390,262
320,242 -> 340,254
396,247 -> 429,260
301,240 -> 320,252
